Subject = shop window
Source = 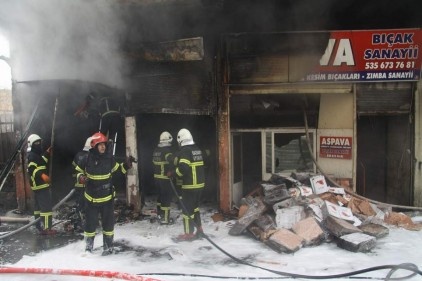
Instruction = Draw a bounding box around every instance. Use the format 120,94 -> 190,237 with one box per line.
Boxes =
264,130 -> 315,179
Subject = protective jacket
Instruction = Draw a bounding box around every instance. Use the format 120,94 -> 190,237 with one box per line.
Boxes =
27,150 -> 50,191
175,144 -> 205,190
153,144 -> 174,180
74,149 -> 129,204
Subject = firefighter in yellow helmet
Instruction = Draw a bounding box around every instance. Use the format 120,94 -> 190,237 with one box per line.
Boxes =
74,132 -> 134,255
26,134 -> 56,235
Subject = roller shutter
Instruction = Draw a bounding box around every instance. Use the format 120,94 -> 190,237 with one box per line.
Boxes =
356,83 -> 414,116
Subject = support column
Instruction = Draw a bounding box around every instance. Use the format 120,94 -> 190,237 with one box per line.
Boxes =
414,80 -> 422,207
125,116 -> 141,213
217,37 -> 231,213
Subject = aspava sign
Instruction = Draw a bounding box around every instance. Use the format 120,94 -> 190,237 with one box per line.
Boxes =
319,136 -> 352,159
304,29 -> 422,82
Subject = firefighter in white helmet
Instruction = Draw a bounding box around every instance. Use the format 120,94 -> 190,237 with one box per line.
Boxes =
152,131 -> 175,224
172,128 -> 205,241
70,136 -> 93,232
26,133 -> 56,235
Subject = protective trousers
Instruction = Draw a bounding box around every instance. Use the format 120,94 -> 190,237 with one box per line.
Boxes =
156,179 -> 173,224
180,188 -> 203,234
84,199 -> 115,252
33,188 -> 53,231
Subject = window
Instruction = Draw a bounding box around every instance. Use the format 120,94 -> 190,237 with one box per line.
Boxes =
263,130 -> 315,179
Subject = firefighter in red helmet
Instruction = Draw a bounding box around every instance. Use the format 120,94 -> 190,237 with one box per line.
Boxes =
74,132 -> 134,255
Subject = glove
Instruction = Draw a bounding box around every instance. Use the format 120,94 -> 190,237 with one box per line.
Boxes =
78,175 -> 87,185
129,156 -> 137,163
166,170 -> 174,178
41,173 -> 51,183
125,157 -> 133,169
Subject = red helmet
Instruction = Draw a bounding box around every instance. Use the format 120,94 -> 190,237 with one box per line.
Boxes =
90,132 -> 108,147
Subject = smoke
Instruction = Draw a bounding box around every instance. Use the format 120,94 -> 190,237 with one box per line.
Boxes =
0,0 -> 126,88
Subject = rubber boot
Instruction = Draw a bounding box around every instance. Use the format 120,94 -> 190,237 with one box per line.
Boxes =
34,213 -> 43,233
160,207 -> 170,225
194,211 -> 203,238
156,203 -> 163,221
102,235 -> 114,256
35,221 -> 43,233
195,226 -> 204,239
85,236 -> 94,252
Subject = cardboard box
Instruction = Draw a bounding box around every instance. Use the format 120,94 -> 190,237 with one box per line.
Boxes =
310,175 -> 329,194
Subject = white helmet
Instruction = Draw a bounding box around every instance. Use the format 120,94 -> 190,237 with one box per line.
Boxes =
177,128 -> 194,146
83,137 -> 93,151
159,131 -> 173,144
28,134 -> 42,148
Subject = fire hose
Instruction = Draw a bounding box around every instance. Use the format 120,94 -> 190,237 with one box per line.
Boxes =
0,267 -> 161,281
167,179 -> 421,280
0,188 -> 75,240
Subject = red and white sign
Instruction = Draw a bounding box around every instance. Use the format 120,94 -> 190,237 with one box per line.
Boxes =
320,136 -> 352,159
303,29 -> 422,82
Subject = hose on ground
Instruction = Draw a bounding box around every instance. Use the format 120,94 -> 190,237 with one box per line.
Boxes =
0,188 -> 76,240
139,262 -> 421,279
168,179 -> 421,280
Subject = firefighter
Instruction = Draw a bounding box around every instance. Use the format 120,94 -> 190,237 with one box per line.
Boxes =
70,136 -> 92,232
26,134 -> 56,235
152,131 -> 175,225
74,132 -> 134,255
172,128 -> 205,241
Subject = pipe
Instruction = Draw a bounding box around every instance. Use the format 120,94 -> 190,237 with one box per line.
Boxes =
0,189 -> 75,240
49,95 -> 59,181
0,216 -> 31,224
0,267 -> 161,281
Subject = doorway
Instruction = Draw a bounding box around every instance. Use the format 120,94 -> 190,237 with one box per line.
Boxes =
230,129 -> 316,207
356,115 -> 413,205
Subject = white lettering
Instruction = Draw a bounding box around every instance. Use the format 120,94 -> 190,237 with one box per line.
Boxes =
333,39 -> 355,66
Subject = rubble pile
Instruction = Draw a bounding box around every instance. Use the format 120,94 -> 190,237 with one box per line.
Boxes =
229,173 -> 422,254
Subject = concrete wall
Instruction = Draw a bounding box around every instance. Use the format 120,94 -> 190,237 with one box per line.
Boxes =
317,92 -> 355,182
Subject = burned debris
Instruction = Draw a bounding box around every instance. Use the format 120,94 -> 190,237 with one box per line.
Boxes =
229,173 -> 422,254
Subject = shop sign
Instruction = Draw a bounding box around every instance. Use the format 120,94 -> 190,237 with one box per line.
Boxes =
303,29 -> 422,82
319,136 -> 352,159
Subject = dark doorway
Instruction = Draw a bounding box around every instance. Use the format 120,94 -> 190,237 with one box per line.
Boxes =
242,132 -> 262,195
137,114 -> 217,206
357,115 -> 413,205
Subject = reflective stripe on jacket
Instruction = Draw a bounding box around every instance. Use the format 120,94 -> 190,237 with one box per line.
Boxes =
27,152 -> 50,191
175,144 -> 205,189
75,149 -> 128,204
152,145 -> 174,180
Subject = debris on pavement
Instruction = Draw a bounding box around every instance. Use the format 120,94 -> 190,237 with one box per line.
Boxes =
227,172 -> 422,254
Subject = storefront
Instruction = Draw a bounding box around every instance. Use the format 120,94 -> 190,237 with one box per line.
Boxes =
217,29 -> 422,212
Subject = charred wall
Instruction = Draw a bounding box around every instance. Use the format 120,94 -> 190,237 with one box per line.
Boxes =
13,80 -> 126,207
